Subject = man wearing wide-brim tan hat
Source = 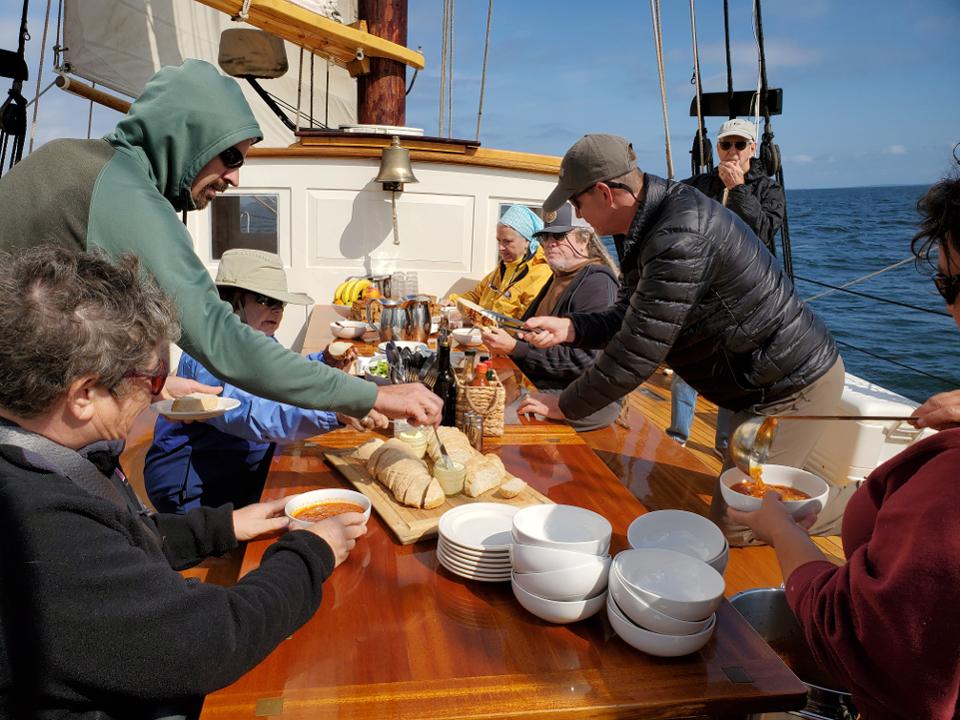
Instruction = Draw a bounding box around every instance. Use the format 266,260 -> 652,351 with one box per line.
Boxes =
518,133 -> 847,546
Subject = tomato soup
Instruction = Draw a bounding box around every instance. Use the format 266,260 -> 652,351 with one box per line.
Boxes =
293,500 -> 365,522
730,482 -> 810,502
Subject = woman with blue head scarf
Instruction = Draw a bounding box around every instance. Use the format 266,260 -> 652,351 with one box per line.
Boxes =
449,204 -> 552,319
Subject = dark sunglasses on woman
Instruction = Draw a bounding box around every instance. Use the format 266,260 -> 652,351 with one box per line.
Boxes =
934,272 -> 960,305
718,140 -> 750,151
253,293 -> 286,310
219,146 -> 244,169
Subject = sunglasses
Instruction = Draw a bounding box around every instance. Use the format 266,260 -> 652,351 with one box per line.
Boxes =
539,232 -> 570,245
718,139 -> 751,151
570,180 -> 634,211
123,358 -> 169,396
218,146 -> 244,169
253,293 -> 285,310
934,272 -> 960,305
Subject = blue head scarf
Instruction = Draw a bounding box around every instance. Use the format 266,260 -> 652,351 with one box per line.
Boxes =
499,204 -> 544,255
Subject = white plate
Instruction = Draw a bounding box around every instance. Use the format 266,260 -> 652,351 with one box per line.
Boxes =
377,340 -> 430,354
437,540 -> 513,568
437,548 -> 511,582
151,397 -> 241,421
438,503 -> 519,552
437,536 -> 511,562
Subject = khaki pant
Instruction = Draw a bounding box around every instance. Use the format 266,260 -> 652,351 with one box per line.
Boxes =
710,357 -> 851,546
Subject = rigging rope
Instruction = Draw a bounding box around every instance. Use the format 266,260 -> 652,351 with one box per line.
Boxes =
802,257 -> 916,302
475,0 -> 493,142
295,47 -> 304,131
309,52 -> 314,128
835,339 -> 957,389
447,0 -> 455,137
28,0 -> 55,154
722,0 -> 734,118
649,0 -> 673,179
688,0 -> 711,176
439,0 -> 449,136
85,83 -> 94,139
797,275 -> 951,317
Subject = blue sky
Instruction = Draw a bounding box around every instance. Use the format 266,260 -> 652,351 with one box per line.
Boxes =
2,0 -> 958,189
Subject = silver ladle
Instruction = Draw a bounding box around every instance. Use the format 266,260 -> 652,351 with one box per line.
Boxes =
729,414 -> 918,476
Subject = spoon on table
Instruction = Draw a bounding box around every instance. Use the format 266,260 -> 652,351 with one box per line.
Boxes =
729,414 -> 918,476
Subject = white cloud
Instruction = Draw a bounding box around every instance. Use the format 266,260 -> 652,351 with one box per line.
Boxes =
788,154 -> 814,165
700,40 -> 821,73
883,145 -> 908,155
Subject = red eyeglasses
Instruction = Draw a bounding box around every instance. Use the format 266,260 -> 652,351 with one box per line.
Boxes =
123,358 -> 169,396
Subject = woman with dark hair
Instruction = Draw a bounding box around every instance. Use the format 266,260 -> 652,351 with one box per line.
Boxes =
727,175 -> 960,719
0,246 -> 366,719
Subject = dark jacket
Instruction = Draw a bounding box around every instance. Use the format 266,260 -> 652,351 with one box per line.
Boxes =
560,174 -> 838,420
512,263 -> 619,389
683,159 -> 785,253
0,437 -> 334,719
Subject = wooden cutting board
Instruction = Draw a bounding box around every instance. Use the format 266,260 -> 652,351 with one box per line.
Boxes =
324,451 -> 553,545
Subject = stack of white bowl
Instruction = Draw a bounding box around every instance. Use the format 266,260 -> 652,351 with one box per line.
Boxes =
608,548 -> 725,657
626,510 -> 729,574
509,504 -> 612,624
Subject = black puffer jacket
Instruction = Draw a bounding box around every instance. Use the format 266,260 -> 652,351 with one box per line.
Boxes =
683,158 -> 785,254
559,174 -> 838,420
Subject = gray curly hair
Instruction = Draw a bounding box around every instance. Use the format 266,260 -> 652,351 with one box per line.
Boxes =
0,245 -> 181,418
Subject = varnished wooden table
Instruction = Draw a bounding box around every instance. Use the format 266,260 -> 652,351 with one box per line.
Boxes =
199,306 -> 807,720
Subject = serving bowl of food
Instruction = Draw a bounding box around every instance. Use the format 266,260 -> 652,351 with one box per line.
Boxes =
285,488 -> 372,528
719,465 -> 829,518
361,355 -> 392,385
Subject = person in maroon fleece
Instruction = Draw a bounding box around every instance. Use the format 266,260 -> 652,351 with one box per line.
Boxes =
728,175 -> 960,719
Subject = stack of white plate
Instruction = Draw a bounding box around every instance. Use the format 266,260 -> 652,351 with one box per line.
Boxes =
436,503 -> 517,582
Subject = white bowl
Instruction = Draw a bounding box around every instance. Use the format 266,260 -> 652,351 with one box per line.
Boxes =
627,510 -> 726,564
613,548 -> 725,622
719,465 -> 830,517
332,303 -> 353,319
607,564 -> 712,635
512,505 -> 612,556
511,572 -> 606,624
285,488 -> 372,529
451,327 -> 482,346
707,543 -> 729,575
510,542 -> 611,574
607,594 -> 716,657
359,355 -> 391,386
330,320 -> 374,339
512,556 -> 611,601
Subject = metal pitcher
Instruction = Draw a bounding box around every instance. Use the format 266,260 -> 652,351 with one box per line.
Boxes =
367,274 -> 392,298
401,295 -> 432,342
377,298 -> 405,342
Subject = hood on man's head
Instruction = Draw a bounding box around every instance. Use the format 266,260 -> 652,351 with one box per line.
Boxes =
106,59 -> 263,211
543,134 -> 636,213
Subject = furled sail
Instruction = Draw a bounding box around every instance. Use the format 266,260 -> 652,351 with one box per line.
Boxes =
62,0 -> 358,146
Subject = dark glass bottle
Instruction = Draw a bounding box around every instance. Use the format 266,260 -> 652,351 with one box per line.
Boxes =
433,333 -> 458,426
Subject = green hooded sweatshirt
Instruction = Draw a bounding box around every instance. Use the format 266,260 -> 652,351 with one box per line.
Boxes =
0,59 -> 377,417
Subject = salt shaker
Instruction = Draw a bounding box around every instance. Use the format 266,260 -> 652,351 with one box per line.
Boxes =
462,410 -> 484,452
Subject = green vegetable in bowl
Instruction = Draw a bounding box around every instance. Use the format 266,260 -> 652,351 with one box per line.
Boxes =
367,358 -> 390,377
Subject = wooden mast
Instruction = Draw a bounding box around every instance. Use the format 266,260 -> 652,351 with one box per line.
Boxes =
357,0 -> 407,126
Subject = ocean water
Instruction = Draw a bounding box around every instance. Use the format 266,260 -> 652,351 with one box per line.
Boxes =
602,183 -> 956,404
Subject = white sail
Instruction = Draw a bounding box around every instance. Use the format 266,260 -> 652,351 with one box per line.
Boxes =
62,0 -> 358,146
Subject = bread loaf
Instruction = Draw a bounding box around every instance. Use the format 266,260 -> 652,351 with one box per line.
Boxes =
367,438 -> 444,509
171,393 -> 220,412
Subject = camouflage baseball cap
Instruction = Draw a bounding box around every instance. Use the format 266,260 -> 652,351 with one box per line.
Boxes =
543,134 -> 637,213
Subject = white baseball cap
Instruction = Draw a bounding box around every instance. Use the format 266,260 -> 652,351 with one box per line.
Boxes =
717,118 -> 757,142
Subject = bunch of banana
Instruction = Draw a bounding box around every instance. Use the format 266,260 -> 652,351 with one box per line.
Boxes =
333,277 -> 373,305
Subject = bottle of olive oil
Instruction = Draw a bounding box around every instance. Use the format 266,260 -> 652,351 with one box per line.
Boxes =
433,330 -> 458,426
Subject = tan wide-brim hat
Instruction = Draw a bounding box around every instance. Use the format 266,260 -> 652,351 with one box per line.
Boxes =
215,249 -> 314,305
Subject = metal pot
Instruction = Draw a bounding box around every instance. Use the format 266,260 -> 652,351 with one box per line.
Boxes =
377,298 -> 404,342
401,294 -> 432,342
730,588 -> 857,720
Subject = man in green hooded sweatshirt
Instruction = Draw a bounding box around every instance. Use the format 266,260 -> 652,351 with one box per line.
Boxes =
0,60 -> 441,426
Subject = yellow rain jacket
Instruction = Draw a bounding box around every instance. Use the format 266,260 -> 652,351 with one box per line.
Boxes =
451,246 -> 552,319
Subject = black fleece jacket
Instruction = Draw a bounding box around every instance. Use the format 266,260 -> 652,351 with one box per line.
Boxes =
511,263 -> 619,390
683,158 -> 785,254
0,443 -> 334,719
559,173 -> 837,420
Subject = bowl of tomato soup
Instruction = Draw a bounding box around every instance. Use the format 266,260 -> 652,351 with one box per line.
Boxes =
719,465 -> 829,518
285,488 -> 372,529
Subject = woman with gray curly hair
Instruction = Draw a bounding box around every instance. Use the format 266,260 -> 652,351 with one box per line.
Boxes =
0,246 -> 365,719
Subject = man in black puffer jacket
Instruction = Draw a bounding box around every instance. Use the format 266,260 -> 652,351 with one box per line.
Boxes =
519,134 -> 850,544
